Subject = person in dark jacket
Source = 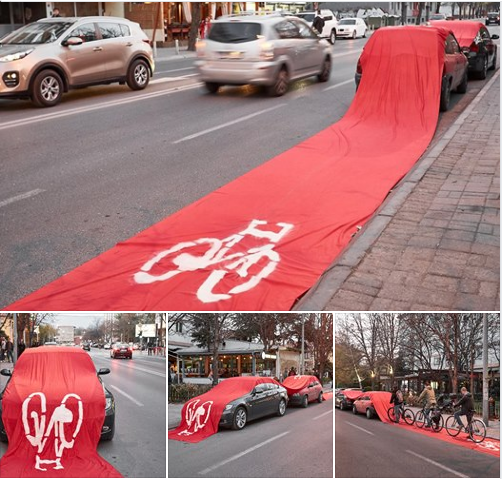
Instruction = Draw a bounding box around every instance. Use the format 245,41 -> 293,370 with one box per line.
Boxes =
453,387 -> 475,435
312,10 -> 325,35
390,386 -> 404,423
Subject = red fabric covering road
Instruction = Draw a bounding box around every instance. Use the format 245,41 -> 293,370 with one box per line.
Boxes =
364,391 -> 392,423
431,20 -> 485,47
168,377 -> 280,443
6,26 -> 448,311
392,421 -> 500,457
282,375 -> 319,395
0,347 -> 121,478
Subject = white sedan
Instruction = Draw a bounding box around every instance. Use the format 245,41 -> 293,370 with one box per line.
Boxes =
337,18 -> 367,39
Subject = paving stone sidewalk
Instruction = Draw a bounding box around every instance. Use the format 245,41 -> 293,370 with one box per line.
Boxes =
298,72 -> 500,311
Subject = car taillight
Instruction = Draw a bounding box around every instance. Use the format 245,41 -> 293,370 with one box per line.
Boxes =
128,348 -> 132,352
469,41 -> 479,53
196,40 -> 206,58
356,58 -> 362,74
260,41 -> 274,60
143,39 -> 152,46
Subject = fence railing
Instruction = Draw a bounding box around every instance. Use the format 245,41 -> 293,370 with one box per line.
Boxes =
168,383 -> 213,403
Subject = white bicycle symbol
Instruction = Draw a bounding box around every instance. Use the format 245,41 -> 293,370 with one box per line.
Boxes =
134,219 -> 294,303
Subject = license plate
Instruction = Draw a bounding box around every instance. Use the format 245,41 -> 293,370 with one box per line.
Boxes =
219,51 -> 243,60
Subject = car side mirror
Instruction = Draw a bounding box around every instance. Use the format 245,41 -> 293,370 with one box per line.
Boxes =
491,34 -> 499,40
461,46 -> 470,56
62,36 -> 83,47
98,368 -> 110,376
0,369 -> 12,377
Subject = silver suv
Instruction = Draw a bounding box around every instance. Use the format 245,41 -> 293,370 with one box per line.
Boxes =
0,17 -> 154,107
195,14 -> 332,96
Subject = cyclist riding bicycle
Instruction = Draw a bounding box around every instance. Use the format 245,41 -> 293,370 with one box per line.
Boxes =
418,380 -> 436,428
453,387 -> 475,437
390,386 -> 404,423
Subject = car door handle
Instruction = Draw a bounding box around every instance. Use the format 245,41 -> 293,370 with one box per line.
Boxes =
126,42 -> 133,47
93,46 -> 103,52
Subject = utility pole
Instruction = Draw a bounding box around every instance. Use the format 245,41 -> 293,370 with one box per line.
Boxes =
13,313 -> 18,364
482,313 -> 489,425
300,317 -> 305,375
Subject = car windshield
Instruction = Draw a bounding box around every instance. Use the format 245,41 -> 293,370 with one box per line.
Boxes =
339,19 -> 356,25
295,13 -> 315,22
0,22 -> 74,45
208,22 -> 262,43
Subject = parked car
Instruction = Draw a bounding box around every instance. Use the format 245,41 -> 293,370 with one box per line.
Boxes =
431,20 -> 498,79
282,375 -> 323,407
486,12 -> 500,26
195,13 -> 332,96
336,18 -> 367,39
44,341 -> 58,346
293,9 -> 338,44
352,394 -> 377,419
0,347 -> 114,442
352,391 -> 391,420
110,342 -> 132,359
103,343 -> 111,350
429,13 -> 447,21
0,16 -> 154,107
335,388 -> 362,410
82,343 -> 91,351
355,25 -> 468,111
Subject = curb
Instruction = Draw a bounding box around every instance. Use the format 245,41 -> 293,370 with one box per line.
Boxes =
154,50 -> 197,62
294,70 -> 501,311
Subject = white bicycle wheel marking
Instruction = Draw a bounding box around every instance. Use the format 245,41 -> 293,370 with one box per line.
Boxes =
134,219 -> 294,303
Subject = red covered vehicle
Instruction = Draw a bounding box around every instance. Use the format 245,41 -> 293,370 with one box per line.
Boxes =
352,391 -> 392,420
282,375 -> 323,407
336,388 -> 362,411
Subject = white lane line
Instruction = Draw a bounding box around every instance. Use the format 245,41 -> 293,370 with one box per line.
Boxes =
150,73 -> 198,84
199,431 -> 290,475
345,421 -> 375,436
0,189 -> 45,209
156,66 -> 195,74
331,49 -> 363,59
406,450 -> 470,478
110,385 -> 144,407
313,409 -> 333,420
0,83 -> 201,132
323,78 -> 354,91
173,103 -> 286,144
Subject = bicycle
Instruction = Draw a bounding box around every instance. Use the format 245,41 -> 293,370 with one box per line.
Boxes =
414,404 -> 444,433
387,404 -> 415,425
133,219 -> 294,303
445,409 -> 486,443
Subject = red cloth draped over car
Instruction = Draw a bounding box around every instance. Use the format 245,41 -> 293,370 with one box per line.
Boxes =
0,347 -> 122,478
168,377 -> 279,443
282,375 -> 320,395
430,20 -> 485,47
7,26 -> 448,312
342,390 -> 364,401
364,391 -> 393,423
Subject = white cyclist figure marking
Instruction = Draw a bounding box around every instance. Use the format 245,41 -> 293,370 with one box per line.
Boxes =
22,392 -> 83,471
134,219 -> 294,302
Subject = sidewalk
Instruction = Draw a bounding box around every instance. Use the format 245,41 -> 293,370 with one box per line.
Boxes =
153,46 -> 197,62
298,72 -> 500,311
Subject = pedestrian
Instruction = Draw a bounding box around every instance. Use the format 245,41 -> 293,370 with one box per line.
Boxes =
51,7 -> 61,18
452,387 -> 475,437
18,339 -> 25,357
288,366 -> 296,377
0,338 -> 5,362
390,386 -> 404,423
204,16 -> 212,38
6,339 -> 13,363
283,368 -> 288,380
417,380 -> 436,428
199,17 -> 206,39
312,9 -> 325,35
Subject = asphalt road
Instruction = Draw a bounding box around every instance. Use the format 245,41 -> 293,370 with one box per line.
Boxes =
168,397 -> 333,478
0,27 -> 499,307
0,348 -> 166,478
335,409 -> 500,478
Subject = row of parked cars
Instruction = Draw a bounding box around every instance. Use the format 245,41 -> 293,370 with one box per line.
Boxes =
335,388 -> 379,419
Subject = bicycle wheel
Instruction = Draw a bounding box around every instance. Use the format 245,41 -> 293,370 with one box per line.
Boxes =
403,408 -> 415,425
445,415 -> 462,437
387,407 -> 396,422
431,414 -> 444,433
415,410 -> 425,428
469,419 -> 486,443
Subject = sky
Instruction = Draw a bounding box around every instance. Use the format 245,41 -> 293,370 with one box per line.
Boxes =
50,313 -> 106,329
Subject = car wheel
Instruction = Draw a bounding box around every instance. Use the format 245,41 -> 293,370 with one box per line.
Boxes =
232,407 -> 247,430
31,70 -> 63,108
352,30 -> 357,39
366,408 -> 373,419
340,401 -> 345,411
267,66 -> 289,97
457,70 -> 468,94
301,395 -> 309,408
205,82 -> 220,94
277,398 -> 286,416
318,392 -> 323,403
439,77 -> 451,112
329,29 -> 336,44
363,29 -> 367,38
489,48 -> 497,70
126,59 -> 150,90
477,55 -> 488,80
352,405 -> 358,414
101,421 -> 115,441
318,56 -> 331,83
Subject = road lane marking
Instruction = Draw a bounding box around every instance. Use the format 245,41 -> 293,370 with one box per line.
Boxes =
199,431 -> 290,474
345,421 -> 375,435
406,450 -> 469,478
0,83 -> 201,132
0,189 -> 45,209
173,103 -> 287,144
103,358 -> 166,378
110,385 -> 144,407
313,409 -> 333,420
323,79 -> 354,91
331,50 -> 363,59
156,66 -> 195,74
150,74 -> 198,84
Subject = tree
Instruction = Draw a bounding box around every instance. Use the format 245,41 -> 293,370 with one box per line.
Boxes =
416,2 -> 424,24
374,313 -> 402,385
38,324 -> 58,344
304,313 -> 333,381
335,333 -> 365,388
188,2 -> 202,52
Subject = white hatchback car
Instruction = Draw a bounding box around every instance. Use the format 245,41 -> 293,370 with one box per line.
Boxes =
336,18 -> 367,39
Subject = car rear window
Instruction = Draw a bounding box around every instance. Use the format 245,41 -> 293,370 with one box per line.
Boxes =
339,19 -> 356,25
295,13 -> 315,22
208,22 -> 262,43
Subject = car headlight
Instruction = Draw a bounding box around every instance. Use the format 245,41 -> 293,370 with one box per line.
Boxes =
224,404 -> 234,411
0,49 -> 34,62
105,397 -> 114,410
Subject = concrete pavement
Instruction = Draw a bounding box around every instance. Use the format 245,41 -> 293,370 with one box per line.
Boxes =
298,71 -> 500,311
